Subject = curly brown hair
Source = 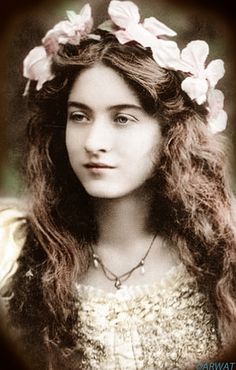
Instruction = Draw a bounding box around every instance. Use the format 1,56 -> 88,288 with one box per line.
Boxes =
8,31 -> 236,369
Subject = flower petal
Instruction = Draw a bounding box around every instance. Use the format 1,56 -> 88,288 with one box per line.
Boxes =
143,17 -> 176,37
208,109 -> 227,134
125,23 -> 156,47
66,4 -> 91,24
151,39 -> 182,70
43,36 -> 60,54
207,88 -> 224,116
108,0 -> 140,28
43,21 -> 74,44
58,34 -> 81,45
114,23 -> 156,46
115,30 -> 133,44
23,46 -> 54,90
181,76 -> 208,104
205,59 -> 225,88
43,5 -> 93,48
181,40 -> 209,76
67,4 -> 93,33
23,46 -> 46,79
79,3 -> 92,23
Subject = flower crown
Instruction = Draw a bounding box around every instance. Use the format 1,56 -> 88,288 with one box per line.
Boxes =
23,0 -> 227,134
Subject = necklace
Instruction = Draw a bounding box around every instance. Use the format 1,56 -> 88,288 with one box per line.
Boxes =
91,234 -> 157,289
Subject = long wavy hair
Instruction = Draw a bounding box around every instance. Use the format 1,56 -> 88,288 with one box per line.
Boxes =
8,31 -> 236,369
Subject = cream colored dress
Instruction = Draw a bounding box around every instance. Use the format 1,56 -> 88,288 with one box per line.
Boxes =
0,208 -> 221,369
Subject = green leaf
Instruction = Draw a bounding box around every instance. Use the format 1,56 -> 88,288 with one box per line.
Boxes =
66,10 -> 77,22
97,20 -> 117,34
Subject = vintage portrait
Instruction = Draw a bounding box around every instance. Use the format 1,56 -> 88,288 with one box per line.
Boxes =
0,0 -> 235,369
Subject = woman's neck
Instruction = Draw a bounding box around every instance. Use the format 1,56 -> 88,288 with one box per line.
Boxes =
94,193 -> 151,250
80,193 -> 179,291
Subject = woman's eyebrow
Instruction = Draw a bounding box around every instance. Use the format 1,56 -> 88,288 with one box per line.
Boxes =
108,104 -> 143,111
67,101 -> 92,112
67,102 -> 143,112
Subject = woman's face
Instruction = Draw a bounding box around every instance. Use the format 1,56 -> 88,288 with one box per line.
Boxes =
66,63 -> 162,199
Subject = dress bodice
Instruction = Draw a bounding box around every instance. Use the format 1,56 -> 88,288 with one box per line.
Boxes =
73,264 -> 219,369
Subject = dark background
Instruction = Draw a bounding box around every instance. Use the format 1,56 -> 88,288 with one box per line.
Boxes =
0,0 -> 235,197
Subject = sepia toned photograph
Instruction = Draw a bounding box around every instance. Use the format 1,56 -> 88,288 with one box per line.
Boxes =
0,0 -> 236,369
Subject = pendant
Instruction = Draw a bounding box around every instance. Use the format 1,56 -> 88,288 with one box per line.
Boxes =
92,254 -> 99,268
140,259 -> 145,275
114,278 -> 122,289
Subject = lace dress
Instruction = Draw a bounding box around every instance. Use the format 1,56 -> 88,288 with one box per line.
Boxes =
0,208 -> 221,369
74,265 -> 219,369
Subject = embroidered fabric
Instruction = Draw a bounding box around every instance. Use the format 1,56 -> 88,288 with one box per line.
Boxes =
0,208 -> 221,369
74,265 -> 220,369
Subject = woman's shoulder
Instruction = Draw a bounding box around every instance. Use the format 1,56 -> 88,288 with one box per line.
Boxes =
0,198 -> 27,291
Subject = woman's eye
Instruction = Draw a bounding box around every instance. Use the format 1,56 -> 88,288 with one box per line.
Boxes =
68,112 -> 89,123
114,114 -> 137,126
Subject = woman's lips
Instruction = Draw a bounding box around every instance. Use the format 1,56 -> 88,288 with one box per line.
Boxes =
84,162 -> 115,168
84,163 -> 115,174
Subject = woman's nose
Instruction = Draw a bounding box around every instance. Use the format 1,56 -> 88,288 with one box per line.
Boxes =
84,120 -> 113,153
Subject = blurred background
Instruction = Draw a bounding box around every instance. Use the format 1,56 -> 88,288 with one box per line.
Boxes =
0,0 -> 235,199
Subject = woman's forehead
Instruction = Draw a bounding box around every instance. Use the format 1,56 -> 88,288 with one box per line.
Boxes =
68,63 -> 141,109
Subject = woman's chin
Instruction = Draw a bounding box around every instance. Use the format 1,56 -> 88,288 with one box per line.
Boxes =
82,184 -> 133,200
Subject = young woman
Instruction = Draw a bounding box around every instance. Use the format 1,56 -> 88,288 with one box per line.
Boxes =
0,1 -> 236,369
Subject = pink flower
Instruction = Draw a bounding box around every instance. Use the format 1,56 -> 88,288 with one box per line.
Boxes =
108,0 -> 176,37
108,0 -> 181,70
108,0 -> 140,29
42,4 -> 93,50
23,4 -> 93,91
23,46 -> 54,90
180,40 -> 225,104
207,89 -> 227,134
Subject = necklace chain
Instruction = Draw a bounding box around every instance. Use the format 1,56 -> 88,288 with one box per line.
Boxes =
91,234 -> 157,289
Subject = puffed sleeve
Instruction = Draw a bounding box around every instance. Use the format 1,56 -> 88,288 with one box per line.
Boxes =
0,208 -> 26,291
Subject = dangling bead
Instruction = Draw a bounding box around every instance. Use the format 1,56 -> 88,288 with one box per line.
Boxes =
93,253 -> 99,268
140,259 -> 145,275
90,234 -> 157,288
115,278 -> 122,289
